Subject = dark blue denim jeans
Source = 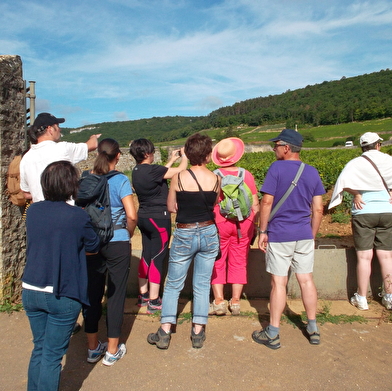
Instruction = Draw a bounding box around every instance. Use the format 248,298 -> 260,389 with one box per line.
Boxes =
22,289 -> 81,391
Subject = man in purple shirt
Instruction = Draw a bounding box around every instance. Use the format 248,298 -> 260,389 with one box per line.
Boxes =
252,129 -> 325,349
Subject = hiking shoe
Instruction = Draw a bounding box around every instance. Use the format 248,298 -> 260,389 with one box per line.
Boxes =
191,328 -> 206,349
228,299 -> 240,316
382,296 -> 392,310
350,293 -> 369,310
102,343 -> 126,366
208,300 -> 227,316
147,297 -> 162,314
137,294 -> 149,307
147,327 -> 171,349
307,330 -> 320,345
87,341 -> 108,363
252,329 -> 281,350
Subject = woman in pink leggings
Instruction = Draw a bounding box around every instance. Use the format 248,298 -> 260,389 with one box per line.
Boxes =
130,139 -> 188,314
209,138 -> 259,316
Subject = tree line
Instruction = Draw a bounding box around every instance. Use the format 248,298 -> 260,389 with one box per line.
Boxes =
62,69 -> 392,146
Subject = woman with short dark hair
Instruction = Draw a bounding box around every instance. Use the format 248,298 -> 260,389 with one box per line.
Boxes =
130,138 -> 188,314
22,161 -> 100,391
41,160 -> 80,201
147,133 -> 220,349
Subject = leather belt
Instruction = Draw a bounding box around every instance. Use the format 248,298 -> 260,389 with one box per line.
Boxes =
176,220 -> 214,229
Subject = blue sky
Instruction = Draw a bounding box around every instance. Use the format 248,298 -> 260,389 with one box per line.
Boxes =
1,0 -> 392,128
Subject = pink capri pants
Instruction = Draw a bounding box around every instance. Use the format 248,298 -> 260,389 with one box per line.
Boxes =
211,217 -> 255,285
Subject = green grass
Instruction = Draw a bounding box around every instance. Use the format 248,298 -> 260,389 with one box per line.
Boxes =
178,312 -> 193,324
331,212 -> 351,224
171,301 -> 369,326
282,301 -> 367,328
322,234 -> 343,239
0,300 -> 23,313
315,302 -> 367,325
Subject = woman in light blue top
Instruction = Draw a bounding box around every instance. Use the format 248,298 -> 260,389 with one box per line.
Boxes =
82,138 -> 137,366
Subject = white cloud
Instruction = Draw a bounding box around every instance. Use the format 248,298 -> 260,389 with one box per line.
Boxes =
1,0 -> 391,127
114,111 -> 129,121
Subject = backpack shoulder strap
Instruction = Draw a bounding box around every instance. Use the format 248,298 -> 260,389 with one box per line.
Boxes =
213,168 -> 223,178
237,167 -> 245,179
105,170 -> 122,180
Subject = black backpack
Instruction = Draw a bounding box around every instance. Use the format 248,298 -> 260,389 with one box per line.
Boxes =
76,170 -> 120,246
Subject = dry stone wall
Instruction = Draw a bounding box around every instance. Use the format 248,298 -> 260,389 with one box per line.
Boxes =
0,55 -> 27,303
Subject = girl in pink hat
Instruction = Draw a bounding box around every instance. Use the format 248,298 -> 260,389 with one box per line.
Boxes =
209,138 -> 259,315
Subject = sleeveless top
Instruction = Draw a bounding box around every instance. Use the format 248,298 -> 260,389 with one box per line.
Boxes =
175,172 -> 219,224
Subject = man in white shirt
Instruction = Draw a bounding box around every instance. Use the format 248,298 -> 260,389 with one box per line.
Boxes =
20,112 -> 101,335
20,112 -> 101,202
329,132 -> 392,311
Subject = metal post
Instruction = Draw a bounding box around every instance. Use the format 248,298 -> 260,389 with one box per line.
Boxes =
24,80 -> 36,150
23,80 -> 28,150
28,81 -> 36,123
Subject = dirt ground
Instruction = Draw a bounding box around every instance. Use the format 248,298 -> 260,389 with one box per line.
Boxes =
2,188 -> 373,391
2,298 -> 391,391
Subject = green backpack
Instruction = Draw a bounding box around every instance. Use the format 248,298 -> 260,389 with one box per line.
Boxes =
214,167 -> 253,222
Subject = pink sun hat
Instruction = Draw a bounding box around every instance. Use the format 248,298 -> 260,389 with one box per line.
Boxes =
212,137 -> 245,167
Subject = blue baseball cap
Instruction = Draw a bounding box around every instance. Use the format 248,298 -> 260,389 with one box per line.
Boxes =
269,129 -> 303,147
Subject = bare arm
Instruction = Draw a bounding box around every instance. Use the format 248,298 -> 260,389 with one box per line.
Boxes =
122,194 -> 137,238
164,148 -> 188,179
251,193 -> 259,216
258,193 -> 274,253
23,191 -> 32,201
311,195 -> 323,239
85,134 -> 102,152
212,175 -> 222,205
167,173 -> 179,213
343,187 -> 365,209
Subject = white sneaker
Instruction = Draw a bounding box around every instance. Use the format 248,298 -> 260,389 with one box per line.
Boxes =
87,341 -> 107,363
350,293 -> 369,310
382,296 -> 392,310
102,343 -> 126,366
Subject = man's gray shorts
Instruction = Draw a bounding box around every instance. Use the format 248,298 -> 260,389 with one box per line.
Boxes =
266,239 -> 315,276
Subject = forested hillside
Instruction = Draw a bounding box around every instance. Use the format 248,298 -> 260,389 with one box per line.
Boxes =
207,69 -> 392,128
62,69 -> 392,146
61,116 -> 206,146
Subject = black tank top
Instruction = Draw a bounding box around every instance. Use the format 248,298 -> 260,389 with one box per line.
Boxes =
175,172 -> 219,224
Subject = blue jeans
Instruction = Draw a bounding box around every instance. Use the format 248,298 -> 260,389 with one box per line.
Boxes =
22,289 -> 82,391
161,224 -> 219,325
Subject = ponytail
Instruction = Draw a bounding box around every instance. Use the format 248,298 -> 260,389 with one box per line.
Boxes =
93,138 -> 121,175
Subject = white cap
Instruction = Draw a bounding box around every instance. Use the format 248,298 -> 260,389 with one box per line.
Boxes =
360,132 -> 383,146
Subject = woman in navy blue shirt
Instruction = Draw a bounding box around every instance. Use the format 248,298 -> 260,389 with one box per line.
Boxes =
22,161 -> 100,391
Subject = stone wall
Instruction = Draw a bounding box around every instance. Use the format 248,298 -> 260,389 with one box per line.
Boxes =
0,55 -> 27,303
76,148 -> 162,174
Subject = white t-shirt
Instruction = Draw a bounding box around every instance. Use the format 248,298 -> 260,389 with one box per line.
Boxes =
20,141 -> 88,202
